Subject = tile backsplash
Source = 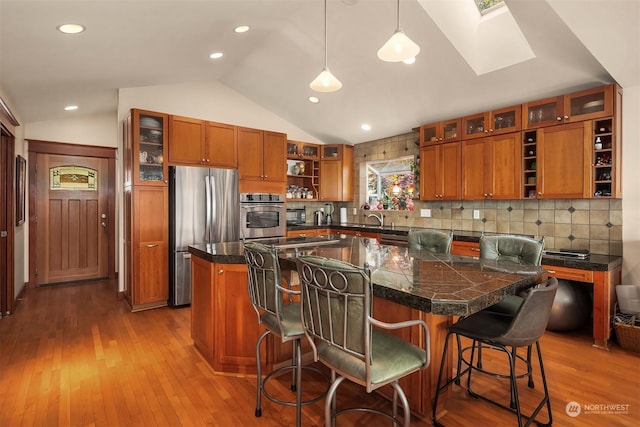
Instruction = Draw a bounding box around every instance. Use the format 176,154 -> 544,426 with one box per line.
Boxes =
288,132 -> 622,256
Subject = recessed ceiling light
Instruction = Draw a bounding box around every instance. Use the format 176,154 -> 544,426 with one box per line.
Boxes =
234,25 -> 250,33
361,124 -> 372,131
308,96 -> 319,104
403,57 -> 416,65
209,52 -> 224,59
64,105 -> 78,111
57,24 -> 85,34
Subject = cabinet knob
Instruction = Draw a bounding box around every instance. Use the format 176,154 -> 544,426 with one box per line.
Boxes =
218,269 -> 224,274
206,159 -> 210,163
563,115 -> 569,119
202,158 -> 206,162
483,193 -> 488,197
488,129 -> 493,132
488,193 -> 493,197
556,117 -> 562,121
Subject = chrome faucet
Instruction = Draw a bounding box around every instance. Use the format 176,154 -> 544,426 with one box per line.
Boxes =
367,212 -> 384,228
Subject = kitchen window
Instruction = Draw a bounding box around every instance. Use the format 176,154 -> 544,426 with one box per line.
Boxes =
365,156 -> 418,210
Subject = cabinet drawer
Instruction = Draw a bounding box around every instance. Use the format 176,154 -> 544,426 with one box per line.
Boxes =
542,264 -> 593,283
451,241 -> 480,257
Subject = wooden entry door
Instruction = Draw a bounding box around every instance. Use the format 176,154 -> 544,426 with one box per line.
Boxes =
33,153 -> 109,285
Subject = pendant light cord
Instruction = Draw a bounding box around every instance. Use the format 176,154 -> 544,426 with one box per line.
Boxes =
323,0 -> 328,68
395,0 -> 400,30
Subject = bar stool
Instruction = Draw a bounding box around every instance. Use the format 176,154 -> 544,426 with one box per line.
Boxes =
474,234 -> 545,396
244,241 -> 328,427
296,255 -> 430,427
432,277 -> 558,427
408,229 -> 453,253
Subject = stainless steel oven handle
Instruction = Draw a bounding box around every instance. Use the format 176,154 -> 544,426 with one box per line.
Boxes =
240,203 -> 285,209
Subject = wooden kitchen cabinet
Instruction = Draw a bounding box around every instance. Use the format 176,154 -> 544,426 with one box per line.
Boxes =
420,142 -> 461,201
450,241 -> 480,257
126,109 -> 168,186
287,140 -> 320,159
190,257 -> 297,374
523,84 -> 618,129
536,121 -> 591,199
124,186 -> 168,311
461,104 -> 521,140
319,144 -> 354,201
238,127 -> 287,193
123,109 -> 169,312
419,118 -> 461,146
169,116 -> 238,168
462,132 -> 522,200
592,117 -> 621,198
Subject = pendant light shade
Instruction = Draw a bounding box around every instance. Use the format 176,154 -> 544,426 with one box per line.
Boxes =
310,67 -> 342,92
378,0 -> 420,62
310,0 -> 342,92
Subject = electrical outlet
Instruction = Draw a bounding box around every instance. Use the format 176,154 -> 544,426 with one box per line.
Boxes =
473,209 -> 480,219
420,209 -> 431,218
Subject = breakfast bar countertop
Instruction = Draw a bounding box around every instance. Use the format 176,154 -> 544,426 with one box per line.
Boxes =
189,234 -> 547,317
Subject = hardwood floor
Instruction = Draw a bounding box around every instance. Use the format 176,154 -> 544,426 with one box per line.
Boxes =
1,280 -> 638,426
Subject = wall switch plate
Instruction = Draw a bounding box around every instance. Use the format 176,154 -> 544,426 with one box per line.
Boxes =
473,209 -> 480,219
420,209 -> 431,218
352,208 -> 357,215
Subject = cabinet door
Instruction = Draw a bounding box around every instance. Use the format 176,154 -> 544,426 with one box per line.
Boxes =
206,121 -> 237,168
262,131 -> 286,183
490,105 -> 521,135
461,112 -> 489,140
538,122 -> 591,198
523,96 -> 563,129
440,142 -> 462,200
133,186 -> 168,306
168,115 -> 205,166
132,110 -> 168,185
461,139 -> 487,200
420,146 -> 439,200
321,145 -> 342,159
489,132 -> 522,199
319,160 -> 342,201
237,127 -> 264,180
191,255 -> 215,364
214,263 -> 262,374
564,84 -> 614,123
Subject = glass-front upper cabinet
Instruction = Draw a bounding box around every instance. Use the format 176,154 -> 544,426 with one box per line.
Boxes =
287,140 -> 320,159
522,96 -> 564,129
462,105 -> 521,139
420,118 -> 461,146
131,109 -> 168,186
321,144 -> 342,159
523,84 -> 616,129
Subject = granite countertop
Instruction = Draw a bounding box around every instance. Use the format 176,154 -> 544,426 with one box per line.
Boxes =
286,223 -> 622,272
189,235 -> 547,316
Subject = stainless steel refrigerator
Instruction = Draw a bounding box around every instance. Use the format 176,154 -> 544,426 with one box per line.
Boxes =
169,166 -> 239,306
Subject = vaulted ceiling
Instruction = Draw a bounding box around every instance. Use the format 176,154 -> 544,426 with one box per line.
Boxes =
1,0 -> 638,144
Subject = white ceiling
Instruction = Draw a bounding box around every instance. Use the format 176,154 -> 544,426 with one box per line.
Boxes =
1,0 -> 638,144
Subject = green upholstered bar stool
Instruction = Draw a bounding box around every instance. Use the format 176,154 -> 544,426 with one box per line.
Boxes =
295,255 -> 430,427
433,277 -> 558,427
244,241 -> 327,427
407,229 -> 453,253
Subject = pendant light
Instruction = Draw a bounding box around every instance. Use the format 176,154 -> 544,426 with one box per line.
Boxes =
310,0 -> 342,92
377,0 -> 420,62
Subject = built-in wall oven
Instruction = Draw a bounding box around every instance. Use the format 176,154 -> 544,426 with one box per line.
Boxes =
239,193 -> 286,239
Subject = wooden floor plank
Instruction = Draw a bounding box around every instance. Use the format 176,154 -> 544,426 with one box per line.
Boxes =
1,279 -> 638,426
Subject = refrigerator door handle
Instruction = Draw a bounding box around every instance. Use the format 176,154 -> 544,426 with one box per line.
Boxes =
182,253 -> 191,259
205,174 -> 212,242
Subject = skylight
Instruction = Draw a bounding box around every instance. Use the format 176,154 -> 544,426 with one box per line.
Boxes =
475,0 -> 505,15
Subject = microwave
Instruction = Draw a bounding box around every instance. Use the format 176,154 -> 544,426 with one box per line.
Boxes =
286,208 -> 306,225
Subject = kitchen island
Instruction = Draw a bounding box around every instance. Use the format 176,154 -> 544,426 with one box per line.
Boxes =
188,234 -> 547,419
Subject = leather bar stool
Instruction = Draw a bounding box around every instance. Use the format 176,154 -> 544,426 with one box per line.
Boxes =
433,277 -> 558,427
473,234 -> 545,398
244,241 -> 328,427
408,229 -> 453,253
296,255 -> 430,427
